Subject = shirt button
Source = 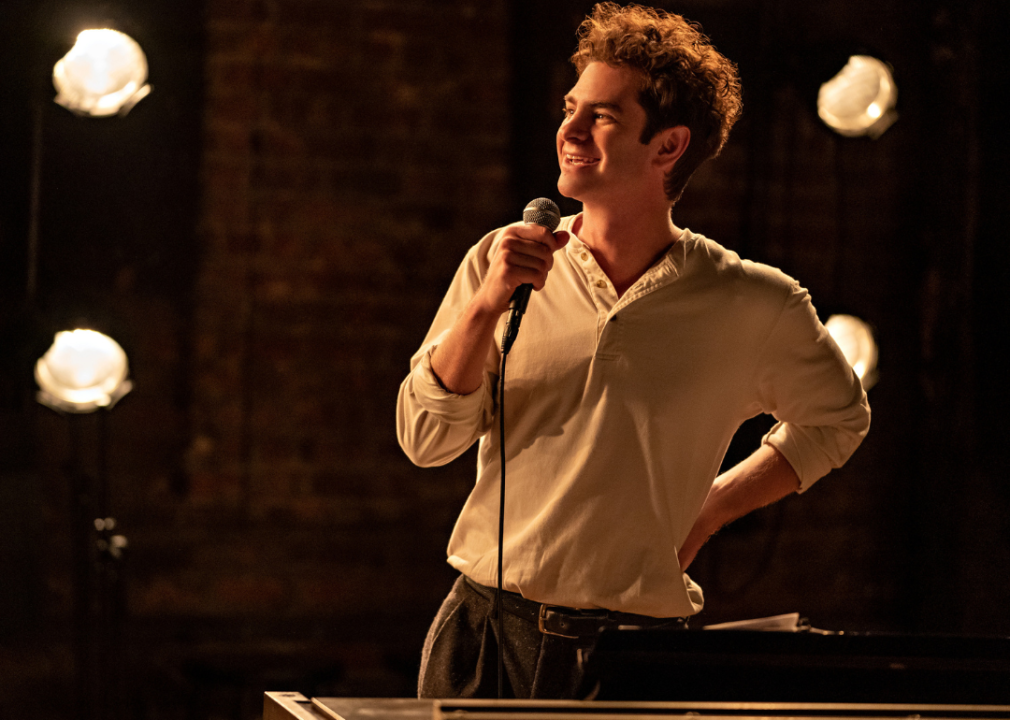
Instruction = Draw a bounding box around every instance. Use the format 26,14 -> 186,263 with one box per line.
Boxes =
595,279 -> 607,289
581,252 -> 589,261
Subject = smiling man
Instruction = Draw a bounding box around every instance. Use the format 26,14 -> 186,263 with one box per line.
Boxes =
397,2 -> 870,700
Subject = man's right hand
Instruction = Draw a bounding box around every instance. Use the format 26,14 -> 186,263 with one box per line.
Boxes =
431,224 -> 569,395
473,223 -> 570,317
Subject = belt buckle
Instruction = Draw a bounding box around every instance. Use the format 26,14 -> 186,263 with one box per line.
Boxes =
538,604 -> 580,639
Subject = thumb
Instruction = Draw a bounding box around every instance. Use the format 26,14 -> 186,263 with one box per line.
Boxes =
554,230 -> 571,251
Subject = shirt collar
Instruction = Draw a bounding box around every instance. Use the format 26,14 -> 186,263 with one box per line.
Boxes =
561,214 -> 692,299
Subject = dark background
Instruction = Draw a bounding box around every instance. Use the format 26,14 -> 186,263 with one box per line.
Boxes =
1,0 -> 1008,717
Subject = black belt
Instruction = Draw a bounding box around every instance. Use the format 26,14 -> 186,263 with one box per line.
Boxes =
464,577 -> 688,639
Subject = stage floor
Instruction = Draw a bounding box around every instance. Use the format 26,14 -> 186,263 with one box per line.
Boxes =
264,693 -> 1010,720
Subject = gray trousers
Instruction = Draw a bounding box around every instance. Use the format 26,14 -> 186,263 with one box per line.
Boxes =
418,575 -> 598,699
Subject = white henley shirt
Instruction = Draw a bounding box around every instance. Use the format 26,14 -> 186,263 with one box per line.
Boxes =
396,215 -> 870,618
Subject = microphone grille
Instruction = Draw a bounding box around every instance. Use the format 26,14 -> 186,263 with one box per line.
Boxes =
523,198 -> 561,232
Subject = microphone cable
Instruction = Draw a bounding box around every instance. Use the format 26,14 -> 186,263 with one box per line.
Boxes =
495,332 -> 508,698
493,198 -> 560,699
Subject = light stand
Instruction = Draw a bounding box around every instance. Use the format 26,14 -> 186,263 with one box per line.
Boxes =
37,328 -> 132,720
24,23 -> 150,720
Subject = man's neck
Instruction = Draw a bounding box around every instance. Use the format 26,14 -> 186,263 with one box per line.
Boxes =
575,201 -> 682,297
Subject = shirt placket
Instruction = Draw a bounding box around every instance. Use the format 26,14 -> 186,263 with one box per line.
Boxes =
567,233 -> 682,357
570,241 -> 620,354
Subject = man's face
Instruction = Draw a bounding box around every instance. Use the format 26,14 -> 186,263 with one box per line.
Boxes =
556,62 -> 662,206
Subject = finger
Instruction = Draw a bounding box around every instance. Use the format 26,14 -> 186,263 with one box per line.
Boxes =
511,223 -> 563,251
498,245 -> 550,281
499,236 -> 555,268
503,232 -> 566,263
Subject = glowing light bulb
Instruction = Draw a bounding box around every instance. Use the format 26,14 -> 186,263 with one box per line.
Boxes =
825,314 -> 878,390
53,29 -> 151,117
35,329 -> 133,413
817,55 -> 897,139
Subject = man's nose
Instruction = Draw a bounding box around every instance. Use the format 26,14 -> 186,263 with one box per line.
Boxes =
561,111 -> 590,142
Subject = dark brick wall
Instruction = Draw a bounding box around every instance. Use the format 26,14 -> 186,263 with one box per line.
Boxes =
180,0 -> 511,609
137,0 -> 514,704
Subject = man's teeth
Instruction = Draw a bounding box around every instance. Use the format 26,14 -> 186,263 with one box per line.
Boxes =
567,155 -> 598,165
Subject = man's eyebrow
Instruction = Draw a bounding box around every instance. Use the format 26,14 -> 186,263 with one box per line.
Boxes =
563,95 -> 625,113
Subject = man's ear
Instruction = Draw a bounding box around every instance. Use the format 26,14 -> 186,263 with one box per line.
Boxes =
654,126 -> 691,172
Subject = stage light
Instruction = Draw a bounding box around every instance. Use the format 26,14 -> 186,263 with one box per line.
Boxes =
53,29 -> 151,117
817,55 -> 897,139
35,329 -> 133,413
825,314 -> 878,390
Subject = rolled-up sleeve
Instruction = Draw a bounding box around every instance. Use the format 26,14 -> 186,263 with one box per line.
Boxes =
757,281 -> 871,491
397,343 -> 496,467
396,231 -> 503,467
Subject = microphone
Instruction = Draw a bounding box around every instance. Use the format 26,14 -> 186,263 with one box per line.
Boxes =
502,198 -> 561,354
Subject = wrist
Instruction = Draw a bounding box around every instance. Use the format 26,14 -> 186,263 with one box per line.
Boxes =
470,281 -> 512,321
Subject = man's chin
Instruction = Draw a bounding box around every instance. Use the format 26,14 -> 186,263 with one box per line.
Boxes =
557,176 -> 582,202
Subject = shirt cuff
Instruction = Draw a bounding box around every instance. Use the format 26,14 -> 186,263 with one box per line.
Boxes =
762,422 -> 834,493
410,345 -> 493,424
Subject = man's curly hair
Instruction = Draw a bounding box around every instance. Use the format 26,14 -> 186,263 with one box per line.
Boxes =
570,2 -> 743,204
